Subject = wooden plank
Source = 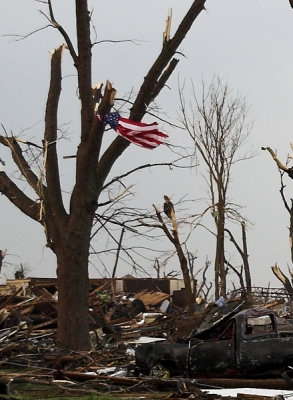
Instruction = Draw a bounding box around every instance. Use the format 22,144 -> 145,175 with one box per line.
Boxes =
236,394 -> 278,400
198,377 -> 293,390
0,287 -> 24,308
62,371 -> 141,385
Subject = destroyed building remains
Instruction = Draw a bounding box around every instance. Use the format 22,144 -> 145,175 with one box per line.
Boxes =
1,277 -> 293,399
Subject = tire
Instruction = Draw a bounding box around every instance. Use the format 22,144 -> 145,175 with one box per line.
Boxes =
150,362 -> 170,379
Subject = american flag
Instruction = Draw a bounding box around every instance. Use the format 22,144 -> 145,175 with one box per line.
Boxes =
102,112 -> 168,149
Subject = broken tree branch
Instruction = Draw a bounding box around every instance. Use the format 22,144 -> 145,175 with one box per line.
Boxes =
271,263 -> 293,300
262,146 -> 293,179
44,45 -> 67,221
0,171 -> 41,222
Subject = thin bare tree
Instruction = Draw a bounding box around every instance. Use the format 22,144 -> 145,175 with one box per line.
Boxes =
180,77 -> 252,299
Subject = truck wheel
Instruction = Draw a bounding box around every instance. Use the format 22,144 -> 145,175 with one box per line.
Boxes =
150,362 -> 170,379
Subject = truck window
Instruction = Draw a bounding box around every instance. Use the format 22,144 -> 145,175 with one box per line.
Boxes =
218,320 -> 235,340
245,315 -> 274,335
197,319 -> 235,341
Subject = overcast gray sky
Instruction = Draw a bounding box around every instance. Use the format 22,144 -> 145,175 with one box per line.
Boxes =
1,0 -> 293,291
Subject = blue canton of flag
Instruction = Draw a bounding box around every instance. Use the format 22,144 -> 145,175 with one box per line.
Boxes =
103,112 -> 120,130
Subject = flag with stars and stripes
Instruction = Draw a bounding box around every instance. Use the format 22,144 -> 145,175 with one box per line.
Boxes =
101,112 -> 168,149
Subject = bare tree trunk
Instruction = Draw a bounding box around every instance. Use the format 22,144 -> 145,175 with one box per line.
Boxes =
173,231 -> 194,314
289,199 -> 293,264
225,221 -> 252,297
153,204 -> 194,314
215,195 -> 226,298
57,236 -> 90,350
112,227 -> 125,279
196,259 -> 212,300
271,264 -> 293,300
0,250 -> 4,274
170,206 -> 194,313
187,251 -> 198,298
225,260 -> 246,294
241,221 -> 252,294
214,243 -> 220,299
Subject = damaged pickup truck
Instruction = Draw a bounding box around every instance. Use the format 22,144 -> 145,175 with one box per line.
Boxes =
135,307 -> 293,378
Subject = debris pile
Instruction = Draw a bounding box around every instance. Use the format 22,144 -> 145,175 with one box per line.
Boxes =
0,278 -> 292,399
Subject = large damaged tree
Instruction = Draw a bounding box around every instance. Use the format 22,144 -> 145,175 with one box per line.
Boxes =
0,0 -> 207,350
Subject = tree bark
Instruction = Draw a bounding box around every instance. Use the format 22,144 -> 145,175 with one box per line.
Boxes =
173,232 -> 194,314
57,229 -> 91,350
290,199 -> 293,264
215,191 -> 226,298
241,221 -> 252,294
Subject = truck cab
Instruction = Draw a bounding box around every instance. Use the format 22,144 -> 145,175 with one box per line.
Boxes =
135,307 -> 293,378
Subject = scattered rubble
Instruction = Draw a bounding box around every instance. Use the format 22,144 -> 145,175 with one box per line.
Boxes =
0,278 -> 293,399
